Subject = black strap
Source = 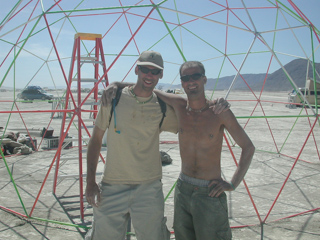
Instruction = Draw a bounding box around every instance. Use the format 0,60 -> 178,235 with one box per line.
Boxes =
157,96 -> 166,128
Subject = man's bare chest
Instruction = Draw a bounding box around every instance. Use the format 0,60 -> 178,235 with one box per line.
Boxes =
178,112 -> 223,140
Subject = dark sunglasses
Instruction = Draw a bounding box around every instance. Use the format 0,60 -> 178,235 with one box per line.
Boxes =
180,73 -> 204,82
138,66 -> 162,75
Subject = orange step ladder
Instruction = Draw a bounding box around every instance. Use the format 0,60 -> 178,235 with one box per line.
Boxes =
53,33 -> 109,220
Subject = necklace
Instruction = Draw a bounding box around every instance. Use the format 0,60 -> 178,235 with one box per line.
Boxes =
130,87 -> 154,104
186,100 -> 209,113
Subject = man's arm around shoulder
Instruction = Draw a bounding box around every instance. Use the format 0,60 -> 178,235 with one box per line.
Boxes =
153,89 -> 185,109
102,82 -> 134,106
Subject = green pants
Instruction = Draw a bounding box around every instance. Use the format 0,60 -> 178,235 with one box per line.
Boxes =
174,178 -> 232,240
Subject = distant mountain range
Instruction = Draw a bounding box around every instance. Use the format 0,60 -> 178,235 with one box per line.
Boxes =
3,59 -> 319,91
160,59 -> 320,91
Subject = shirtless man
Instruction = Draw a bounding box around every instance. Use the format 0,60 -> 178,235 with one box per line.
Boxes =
154,61 -> 255,240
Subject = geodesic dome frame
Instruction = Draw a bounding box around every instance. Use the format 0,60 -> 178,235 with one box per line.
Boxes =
1,0 -> 319,237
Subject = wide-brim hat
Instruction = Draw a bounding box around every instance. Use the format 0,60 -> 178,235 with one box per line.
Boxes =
137,50 -> 164,69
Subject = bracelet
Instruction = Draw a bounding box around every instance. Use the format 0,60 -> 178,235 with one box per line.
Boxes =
230,182 -> 235,190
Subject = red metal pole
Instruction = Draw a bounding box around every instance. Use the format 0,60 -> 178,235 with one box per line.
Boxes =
29,114 -> 77,216
223,134 -> 262,224
79,8 -> 156,107
263,117 -> 319,222
76,37 -> 85,220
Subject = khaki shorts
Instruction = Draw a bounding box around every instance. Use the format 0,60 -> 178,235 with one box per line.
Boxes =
85,180 -> 170,240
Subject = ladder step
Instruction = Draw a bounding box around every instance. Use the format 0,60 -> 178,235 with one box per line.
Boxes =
62,137 -> 90,142
72,78 -> 107,83
83,102 -> 100,106
77,57 -> 104,64
79,57 -> 97,61
71,119 -> 95,122
81,125 -> 94,129
60,157 -> 79,161
80,60 -> 104,65
58,172 -> 102,179
59,174 -> 85,179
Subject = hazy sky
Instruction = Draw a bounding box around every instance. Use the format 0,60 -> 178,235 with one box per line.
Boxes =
1,0 -> 319,89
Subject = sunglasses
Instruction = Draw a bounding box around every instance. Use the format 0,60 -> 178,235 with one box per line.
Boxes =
180,73 -> 204,82
138,66 -> 162,75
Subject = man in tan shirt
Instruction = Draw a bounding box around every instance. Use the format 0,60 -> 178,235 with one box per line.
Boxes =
85,51 -> 178,240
